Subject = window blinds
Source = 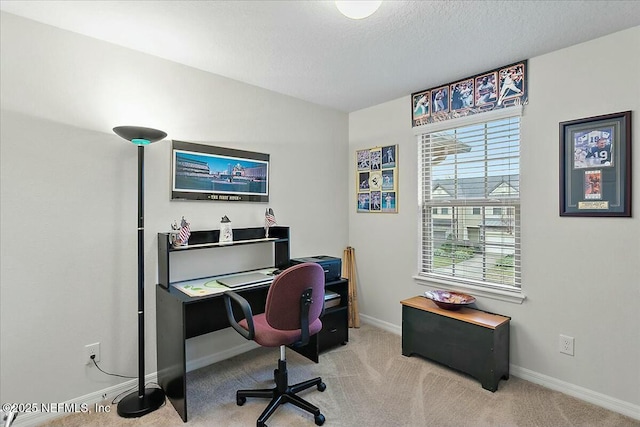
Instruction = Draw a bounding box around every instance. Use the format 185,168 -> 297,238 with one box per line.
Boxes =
419,116 -> 521,289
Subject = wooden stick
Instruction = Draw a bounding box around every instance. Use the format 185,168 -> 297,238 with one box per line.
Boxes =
343,246 -> 360,328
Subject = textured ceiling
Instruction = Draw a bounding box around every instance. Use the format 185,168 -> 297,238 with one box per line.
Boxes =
1,1 -> 639,112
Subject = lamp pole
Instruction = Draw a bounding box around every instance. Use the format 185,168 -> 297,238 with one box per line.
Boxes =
113,126 -> 167,418
136,144 -> 145,399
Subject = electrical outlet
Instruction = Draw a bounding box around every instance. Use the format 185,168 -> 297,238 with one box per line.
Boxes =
85,342 -> 101,365
559,334 -> 574,356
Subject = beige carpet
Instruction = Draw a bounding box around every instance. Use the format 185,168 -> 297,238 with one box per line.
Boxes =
42,324 -> 639,427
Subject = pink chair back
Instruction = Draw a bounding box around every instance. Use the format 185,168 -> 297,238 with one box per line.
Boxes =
264,262 -> 325,331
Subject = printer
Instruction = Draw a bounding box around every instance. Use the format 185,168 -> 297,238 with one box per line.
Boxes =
290,255 -> 342,283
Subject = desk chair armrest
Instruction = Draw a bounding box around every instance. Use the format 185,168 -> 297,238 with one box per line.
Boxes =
223,291 -> 255,340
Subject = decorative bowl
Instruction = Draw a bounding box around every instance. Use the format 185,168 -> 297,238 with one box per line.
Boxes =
424,290 -> 476,311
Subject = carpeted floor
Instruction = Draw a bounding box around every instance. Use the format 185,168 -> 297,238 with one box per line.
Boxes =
41,323 -> 639,426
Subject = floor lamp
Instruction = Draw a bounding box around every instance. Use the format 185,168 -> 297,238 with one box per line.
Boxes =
113,126 -> 167,418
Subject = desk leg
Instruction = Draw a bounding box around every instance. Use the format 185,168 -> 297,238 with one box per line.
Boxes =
156,289 -> 188,422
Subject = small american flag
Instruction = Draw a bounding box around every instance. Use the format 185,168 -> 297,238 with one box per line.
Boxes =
264,208 -> 277,235
179,216 -> 191,245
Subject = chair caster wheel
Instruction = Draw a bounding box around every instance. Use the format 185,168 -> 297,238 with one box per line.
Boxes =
237,396 -> 246,406
315,413 -> 325,425
317,382 -> 326,392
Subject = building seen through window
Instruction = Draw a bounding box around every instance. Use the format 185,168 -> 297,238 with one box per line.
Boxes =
418,116 -> 521,289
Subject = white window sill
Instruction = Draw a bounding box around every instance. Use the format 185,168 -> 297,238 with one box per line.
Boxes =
413,274 -> 526,304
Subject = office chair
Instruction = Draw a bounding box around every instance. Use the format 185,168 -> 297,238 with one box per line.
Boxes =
224,262 -> 326,427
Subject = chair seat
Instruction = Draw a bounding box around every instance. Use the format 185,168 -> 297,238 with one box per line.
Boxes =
240,314 -> 322,347
225,263 -> 327,426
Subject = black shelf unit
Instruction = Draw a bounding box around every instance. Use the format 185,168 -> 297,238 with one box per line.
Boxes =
157,226 -> 290,289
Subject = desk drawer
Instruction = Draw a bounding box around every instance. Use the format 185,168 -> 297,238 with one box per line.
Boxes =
319,308 -> 348,351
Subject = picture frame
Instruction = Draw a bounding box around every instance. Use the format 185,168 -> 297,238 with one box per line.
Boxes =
559,111 -> 632,217
356,145 -> 398,213
450,78 -> 474,113
171,140 -> 269,202
411,60 -> 527,127
411,90 -> 430,126
431,85 -> 449,117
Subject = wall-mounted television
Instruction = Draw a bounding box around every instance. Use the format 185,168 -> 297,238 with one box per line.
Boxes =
171,140 -> 269,202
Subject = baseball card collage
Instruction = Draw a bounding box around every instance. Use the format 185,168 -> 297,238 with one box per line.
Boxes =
356,145 -> 398,213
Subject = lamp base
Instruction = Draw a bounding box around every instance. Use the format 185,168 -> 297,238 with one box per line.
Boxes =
117,387 -> 165,418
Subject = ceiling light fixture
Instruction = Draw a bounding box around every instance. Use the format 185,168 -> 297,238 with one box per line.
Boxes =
335,1 -> 382,20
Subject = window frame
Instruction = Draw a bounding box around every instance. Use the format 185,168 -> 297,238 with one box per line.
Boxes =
413,106 -> 525,304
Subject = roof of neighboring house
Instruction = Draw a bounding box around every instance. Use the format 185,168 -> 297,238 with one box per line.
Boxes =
432,175 -> 519,199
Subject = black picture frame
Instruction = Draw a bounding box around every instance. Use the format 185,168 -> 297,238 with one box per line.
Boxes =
171,140 -> 269,202
559,111 -> 632,217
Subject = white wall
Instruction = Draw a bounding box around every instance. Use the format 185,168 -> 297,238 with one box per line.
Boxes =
0,11 -> 348,408
1,8 -> 639,422
349,26 -> 640,417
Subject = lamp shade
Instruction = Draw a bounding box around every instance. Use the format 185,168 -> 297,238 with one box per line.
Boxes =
113,126 -> 167,145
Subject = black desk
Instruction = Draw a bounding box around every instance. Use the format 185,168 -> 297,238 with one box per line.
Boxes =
155,227 -> 349,421
156,282 -> 269,422
156,278 -> 349,422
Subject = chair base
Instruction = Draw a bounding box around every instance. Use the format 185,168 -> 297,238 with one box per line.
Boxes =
236,358 -> 326,427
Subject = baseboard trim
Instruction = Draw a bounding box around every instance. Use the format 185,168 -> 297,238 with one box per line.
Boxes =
509,365 -> 640,421
186,340 -> 259,372
359,315 -> 639,421
359,313 -> 401,335
13,341 -> 259,427
13,372 -> 159,427
13,315 -> 639,426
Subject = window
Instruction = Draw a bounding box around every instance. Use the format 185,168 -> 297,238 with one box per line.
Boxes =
418,113 -> 521,291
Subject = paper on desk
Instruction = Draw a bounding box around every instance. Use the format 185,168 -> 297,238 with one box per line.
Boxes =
172,277 -> 227,297
172,268 -> 276,297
